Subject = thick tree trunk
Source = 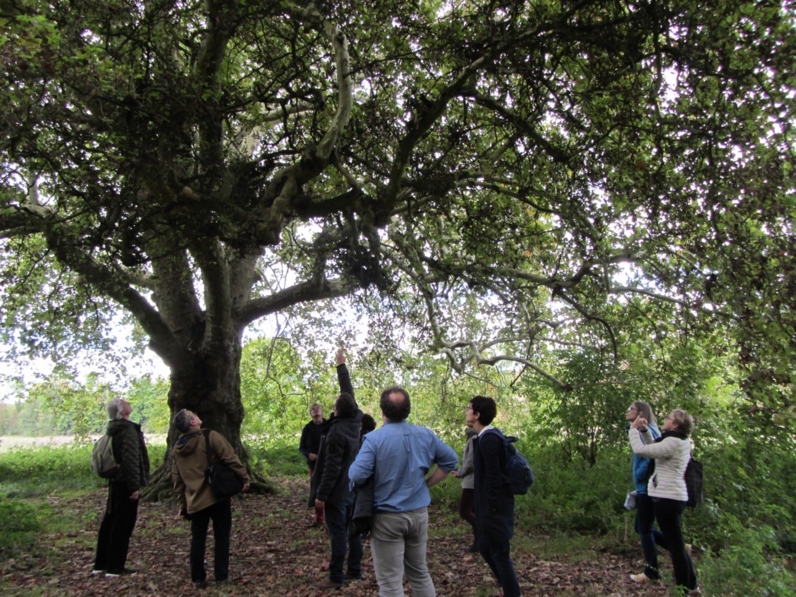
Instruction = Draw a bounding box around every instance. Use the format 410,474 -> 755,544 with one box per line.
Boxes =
141,336 -> 271,501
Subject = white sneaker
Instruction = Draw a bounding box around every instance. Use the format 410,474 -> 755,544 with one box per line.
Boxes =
630,573 -> 652,583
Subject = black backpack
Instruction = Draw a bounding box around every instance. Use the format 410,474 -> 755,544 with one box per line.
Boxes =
482,429 -> 534,495
685,456 -> 704,508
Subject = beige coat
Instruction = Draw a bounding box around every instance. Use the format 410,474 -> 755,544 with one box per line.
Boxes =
628,428 -> 690,502
171,429 -> 249,514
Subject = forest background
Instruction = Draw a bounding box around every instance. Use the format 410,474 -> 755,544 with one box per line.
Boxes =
2,0 -> 796,594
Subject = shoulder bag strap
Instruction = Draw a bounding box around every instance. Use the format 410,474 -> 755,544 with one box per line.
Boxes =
203,429 -> 213,469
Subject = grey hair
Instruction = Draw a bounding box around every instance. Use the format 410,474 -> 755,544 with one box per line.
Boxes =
669,409 -> 694,436
106,397 -> 125,420
173,409 -> 193,433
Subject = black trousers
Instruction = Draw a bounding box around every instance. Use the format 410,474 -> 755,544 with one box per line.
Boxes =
477,528 -> 521,597
190,499 -> 232,582
654,498 -> 698,591
459,488 -> 476,542
94,482 -> 139,573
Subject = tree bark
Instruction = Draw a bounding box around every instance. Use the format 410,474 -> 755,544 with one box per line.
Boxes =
141,330 -> 273,500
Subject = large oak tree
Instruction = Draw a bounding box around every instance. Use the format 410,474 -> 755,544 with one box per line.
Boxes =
2,0 -> 794,487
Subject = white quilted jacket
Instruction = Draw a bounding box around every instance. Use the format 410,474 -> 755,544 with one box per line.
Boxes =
628,428 -> 691,502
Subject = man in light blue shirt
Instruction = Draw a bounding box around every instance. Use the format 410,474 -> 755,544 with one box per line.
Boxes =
349,386 -> 457,597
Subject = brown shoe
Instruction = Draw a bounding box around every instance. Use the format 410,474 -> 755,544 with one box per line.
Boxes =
314,578 -> 343,590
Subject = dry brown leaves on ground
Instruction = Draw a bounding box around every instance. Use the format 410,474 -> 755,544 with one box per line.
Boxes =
0,477 -> 675,596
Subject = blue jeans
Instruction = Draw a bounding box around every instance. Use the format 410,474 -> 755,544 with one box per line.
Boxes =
190,499 -> 232,582
635,492 -> 667,579
325,498 -> 363,583
654,498 -> 698,592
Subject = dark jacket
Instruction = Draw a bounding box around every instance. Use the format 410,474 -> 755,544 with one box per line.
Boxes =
308,363 -> 361,506
309,413 -> 362,505
299,418 -> 326,470
349,475 -> 373,539
107,418 -> 150,495
473,428 -> 514,539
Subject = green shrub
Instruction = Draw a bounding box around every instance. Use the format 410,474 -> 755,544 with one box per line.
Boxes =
0,443 -> 98,495
247,438 -> 305,477
698,515 -> 796,596
517,445 -> 628,535
0,498 -> 44,557
0,442 -> 168,496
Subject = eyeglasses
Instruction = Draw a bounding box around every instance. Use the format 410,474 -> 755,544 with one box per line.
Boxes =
665,416 -> 672,420
465,405 -> 473,411
627,407 -> 637,412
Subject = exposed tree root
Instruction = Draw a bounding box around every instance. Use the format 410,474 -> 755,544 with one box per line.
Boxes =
141,465 -> 275,502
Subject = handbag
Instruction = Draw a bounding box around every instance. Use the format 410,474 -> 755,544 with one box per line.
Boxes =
624,490 -> 638,510
203,430 -> 244,499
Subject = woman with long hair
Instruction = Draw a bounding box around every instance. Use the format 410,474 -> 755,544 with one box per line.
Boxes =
626,401 -> 663,583
629,409 -> 699,595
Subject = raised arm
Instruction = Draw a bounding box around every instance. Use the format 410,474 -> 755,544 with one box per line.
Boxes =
336,348 -> 355,402
628,429 -> 680,459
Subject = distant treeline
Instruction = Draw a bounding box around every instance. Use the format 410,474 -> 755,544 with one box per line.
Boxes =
0,373 -> 169,438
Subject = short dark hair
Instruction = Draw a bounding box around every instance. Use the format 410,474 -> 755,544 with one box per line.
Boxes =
361,413 -> 376,433
335,393 -> 357,418
173,409 -> 192,433
380,386 -> 411,422
469,395 -> 497,426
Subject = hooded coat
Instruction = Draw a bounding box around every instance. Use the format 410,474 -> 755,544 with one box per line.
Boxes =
171,429 -> 249,514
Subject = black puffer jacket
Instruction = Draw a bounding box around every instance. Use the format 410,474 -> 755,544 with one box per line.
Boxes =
107,418 -> 150,494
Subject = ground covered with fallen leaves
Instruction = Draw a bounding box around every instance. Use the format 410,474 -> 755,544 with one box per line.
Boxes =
1,477 -> 677,596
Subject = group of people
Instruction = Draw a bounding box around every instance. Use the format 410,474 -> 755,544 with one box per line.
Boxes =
626,401 -> 700,595
90,353 -> 700,597
301,351 -> 523,597
91,397 -> 250,587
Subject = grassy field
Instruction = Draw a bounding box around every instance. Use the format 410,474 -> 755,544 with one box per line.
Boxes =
0,435 -> 169,452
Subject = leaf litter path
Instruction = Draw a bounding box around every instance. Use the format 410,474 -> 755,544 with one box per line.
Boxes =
1,476 -> 672,596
